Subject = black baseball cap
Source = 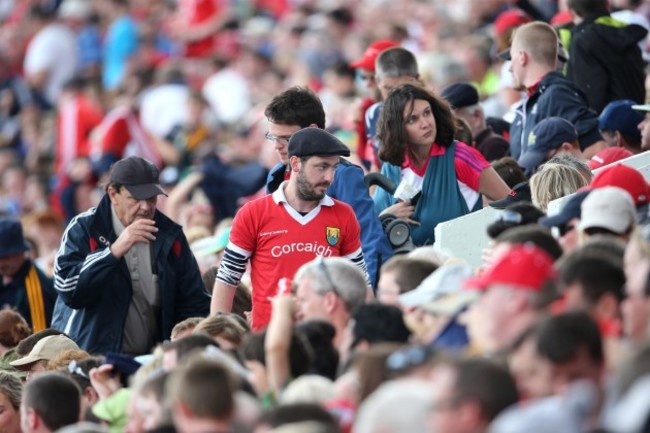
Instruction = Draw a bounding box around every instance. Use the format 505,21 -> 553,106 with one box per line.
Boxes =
489,181 -> 532,209
288,128 -> 351,158
110,156 -> 167,200
440,82 -> 479,109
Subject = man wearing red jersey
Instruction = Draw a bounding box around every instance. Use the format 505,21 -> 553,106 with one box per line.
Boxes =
212,128 -> 368,330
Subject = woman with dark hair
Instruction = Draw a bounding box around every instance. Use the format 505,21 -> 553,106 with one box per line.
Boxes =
374,84 -> 510,245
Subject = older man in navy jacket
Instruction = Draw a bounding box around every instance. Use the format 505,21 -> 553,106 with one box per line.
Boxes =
53,156 -> 209,355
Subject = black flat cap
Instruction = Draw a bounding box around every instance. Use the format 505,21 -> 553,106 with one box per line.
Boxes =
440,83 -> 479,109
288,128 -> 351,158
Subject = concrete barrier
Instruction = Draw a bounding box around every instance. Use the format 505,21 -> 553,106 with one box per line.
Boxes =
434,151 -> 650,267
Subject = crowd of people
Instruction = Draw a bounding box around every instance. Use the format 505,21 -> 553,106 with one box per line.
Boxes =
1,0 -> 650,432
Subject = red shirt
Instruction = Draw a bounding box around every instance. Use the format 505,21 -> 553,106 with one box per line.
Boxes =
229,184 -> 363,330
178,0 -> 224,58
56,94 -> 103,175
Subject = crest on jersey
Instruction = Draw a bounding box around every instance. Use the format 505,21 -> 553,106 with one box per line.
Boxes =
326,227 -> 341,246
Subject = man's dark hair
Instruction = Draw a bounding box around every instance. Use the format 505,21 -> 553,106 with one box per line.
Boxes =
491,157 -> 527,189
240,330 -> 313,380
16,328 -> 65,356
536,311 -> 604,365
487,202 -> 546,239
496,225 -> 563,261
64,356 -> 102,392
378,84 -> 456,166
567,0 -> 608,17
264,87 -> 326,129
557,251 -> 625,306
24,373 -> 81,431
295,321 -> 339,380
380,256 -> 438,294
256,403 -> 340,432
452,358 -> 519,422
352,303 -> 411,347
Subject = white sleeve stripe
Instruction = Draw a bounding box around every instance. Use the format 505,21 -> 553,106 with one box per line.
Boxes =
80,248 -> 111,273
226,242 -> 252,259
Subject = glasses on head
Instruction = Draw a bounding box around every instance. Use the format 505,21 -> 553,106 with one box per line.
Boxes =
265,132 -> 292,146
317,256 -> 343,299
499,210 -> 523,225
68,360 -> 89,380
385,345 -> 436,372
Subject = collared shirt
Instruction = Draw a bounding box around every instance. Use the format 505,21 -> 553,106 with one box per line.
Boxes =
217,181 -> 363,330
111,205 -> 160,355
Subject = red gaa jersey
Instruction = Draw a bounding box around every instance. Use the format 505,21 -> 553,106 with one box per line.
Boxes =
227,183 -> 362,330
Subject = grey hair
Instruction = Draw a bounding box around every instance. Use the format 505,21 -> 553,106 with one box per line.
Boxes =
375,47 -> 419,79
545,154 -> 592,183
294,257 -> 367,313
0,371 -> 21,409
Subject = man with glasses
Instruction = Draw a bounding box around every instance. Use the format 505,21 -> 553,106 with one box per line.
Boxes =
264,86 -> 391,289
518,117 -> 585,177
212,128 -> 369,331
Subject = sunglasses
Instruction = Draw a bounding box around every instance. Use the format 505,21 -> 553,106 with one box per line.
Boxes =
68,360 -> 89,380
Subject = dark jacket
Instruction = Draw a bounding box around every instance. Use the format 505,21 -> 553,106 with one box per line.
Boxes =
267,159 -> 393,288
566,11 -> 647,113
510,71 -> 602,161
52,195 -> 209,354
0,260 -> 56,331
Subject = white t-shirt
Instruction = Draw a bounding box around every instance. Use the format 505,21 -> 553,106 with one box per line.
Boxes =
24,23 -> 78,105
202,68 -> 251,125
140,84 -> 190,138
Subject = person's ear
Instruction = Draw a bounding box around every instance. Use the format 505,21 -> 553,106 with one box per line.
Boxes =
595,292 -> 619,321
323,291 -> 339,314
26,407 -> 39,430
289,156 -> 301,173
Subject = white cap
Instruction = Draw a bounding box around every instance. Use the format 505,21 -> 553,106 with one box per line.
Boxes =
578,186 -> 636,234
399,263 -> 474,308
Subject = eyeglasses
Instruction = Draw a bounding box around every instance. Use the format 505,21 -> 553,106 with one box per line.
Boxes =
558,222 -> 576,237
498,210 -> 523,224
265,132 -> 292,146
385,345 -> 436,372
317,257 -> 343,299
68,360 -> 89,380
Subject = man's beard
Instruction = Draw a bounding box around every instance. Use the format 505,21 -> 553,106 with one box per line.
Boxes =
296,171 -> 329,202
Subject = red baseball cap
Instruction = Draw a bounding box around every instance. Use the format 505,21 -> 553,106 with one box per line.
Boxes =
464,244 -> 557,291
587,147 -> 634,170
349,39 -> 399,71
494,8 -> 532,37
589,163 -> 650,205
550,10 -> 573,26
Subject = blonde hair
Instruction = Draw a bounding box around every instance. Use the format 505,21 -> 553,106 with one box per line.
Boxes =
512,21 -> 559,67
530,163 -> 588,212
46,349 -> 91,371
